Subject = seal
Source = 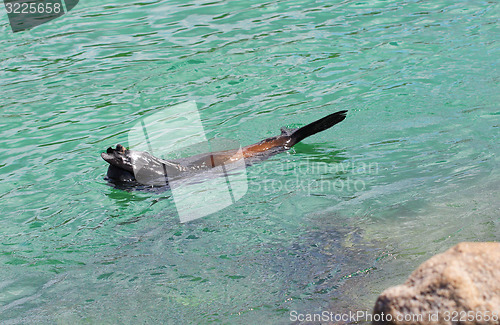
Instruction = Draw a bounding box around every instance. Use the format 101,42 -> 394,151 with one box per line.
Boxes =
101,110 -> 347,187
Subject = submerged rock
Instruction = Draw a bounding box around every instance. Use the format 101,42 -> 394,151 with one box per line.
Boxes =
373,242 -> 500,325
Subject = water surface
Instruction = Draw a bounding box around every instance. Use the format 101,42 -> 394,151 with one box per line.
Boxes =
1,0 -> 499,323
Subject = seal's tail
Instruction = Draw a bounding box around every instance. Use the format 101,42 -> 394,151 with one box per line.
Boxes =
283,110 -> 347,146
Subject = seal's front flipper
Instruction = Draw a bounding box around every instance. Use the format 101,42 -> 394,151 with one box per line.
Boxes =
288,110 -> 347,146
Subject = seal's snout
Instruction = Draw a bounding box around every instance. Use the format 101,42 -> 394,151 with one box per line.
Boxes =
105,144 -> 126,155
102,144 -> 122,164
101,151 -> 114,163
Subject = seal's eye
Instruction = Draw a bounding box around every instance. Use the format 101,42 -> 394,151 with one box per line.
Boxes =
116,144 -> 125,153
106,147 -> 114,154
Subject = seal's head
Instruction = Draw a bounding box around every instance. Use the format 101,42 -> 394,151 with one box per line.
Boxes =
101,144 -> 136,182
101,144 -> 132,171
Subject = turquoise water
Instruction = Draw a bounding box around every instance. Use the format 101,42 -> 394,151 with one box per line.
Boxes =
1,0 -> 499,323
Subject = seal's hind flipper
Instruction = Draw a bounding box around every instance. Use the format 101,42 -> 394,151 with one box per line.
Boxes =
288,110 -> 347,146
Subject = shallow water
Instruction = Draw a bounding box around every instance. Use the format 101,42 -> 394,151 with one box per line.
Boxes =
1,0 -> 499,323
